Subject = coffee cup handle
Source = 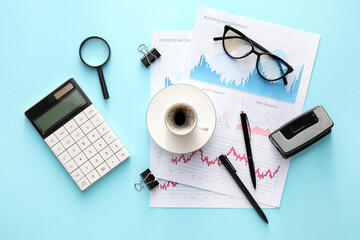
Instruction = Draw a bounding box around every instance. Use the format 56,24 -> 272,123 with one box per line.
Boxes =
196,123 -> 209,131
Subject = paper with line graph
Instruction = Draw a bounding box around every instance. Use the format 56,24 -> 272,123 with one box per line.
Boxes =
151,142 -> 272,208
150,31 -> 274,208
158,7 -> 319,207
158,86 -> 291,207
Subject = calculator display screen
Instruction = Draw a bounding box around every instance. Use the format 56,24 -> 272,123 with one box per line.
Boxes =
34,90 -> 86,133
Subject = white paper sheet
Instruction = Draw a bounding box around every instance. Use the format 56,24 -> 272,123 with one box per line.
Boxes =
158,7 -> 320,207
149,31 -> 273,208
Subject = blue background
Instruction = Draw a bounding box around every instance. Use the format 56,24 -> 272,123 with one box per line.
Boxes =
0,0 -> 359,239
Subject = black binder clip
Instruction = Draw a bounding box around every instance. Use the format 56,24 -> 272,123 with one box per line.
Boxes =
138,44 -> 161,67
134,168 -> 159,191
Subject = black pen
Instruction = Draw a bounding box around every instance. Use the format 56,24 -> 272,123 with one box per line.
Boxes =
240,111 -> 256,189
219,154 -> 268,224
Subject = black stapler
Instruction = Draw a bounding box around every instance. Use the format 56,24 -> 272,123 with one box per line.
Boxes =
269,106 -> 334,159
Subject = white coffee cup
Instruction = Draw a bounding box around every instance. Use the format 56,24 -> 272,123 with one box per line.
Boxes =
165,103 -> 208,136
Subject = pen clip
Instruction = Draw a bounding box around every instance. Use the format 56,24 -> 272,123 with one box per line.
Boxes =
245,114 -> 251,140
241,111 -> 251,140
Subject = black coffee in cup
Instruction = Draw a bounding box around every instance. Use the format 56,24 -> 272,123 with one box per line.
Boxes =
175,111 -> 186,126
166,103 -> 197,135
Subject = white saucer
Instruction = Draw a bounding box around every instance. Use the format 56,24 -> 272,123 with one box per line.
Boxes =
146,84 -> 216,154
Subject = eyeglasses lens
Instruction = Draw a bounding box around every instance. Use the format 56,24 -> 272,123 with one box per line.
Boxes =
258,54 -> 288,81
224,30 -> 252,58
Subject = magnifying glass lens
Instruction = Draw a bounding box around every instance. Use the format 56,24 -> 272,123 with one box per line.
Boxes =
79,36 -> 111,99
80,38 -> 110,67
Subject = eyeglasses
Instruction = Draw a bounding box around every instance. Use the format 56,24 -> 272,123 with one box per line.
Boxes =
214,25 -> 293,85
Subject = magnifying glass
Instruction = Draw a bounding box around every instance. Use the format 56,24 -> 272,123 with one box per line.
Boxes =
79,36 -> 111,99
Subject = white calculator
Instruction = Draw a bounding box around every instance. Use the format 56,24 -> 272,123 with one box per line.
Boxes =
25,78 -> 130,191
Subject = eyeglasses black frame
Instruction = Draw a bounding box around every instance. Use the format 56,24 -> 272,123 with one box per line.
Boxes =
214,25 -> 293,85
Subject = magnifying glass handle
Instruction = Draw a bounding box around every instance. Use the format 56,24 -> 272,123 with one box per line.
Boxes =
97,67 -> 109,99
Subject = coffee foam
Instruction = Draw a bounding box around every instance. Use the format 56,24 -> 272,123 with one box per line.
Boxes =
166,104 -> 196,134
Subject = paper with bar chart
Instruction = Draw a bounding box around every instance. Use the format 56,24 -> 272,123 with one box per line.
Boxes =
158,7 -> 320,207
150,31 -> 273,208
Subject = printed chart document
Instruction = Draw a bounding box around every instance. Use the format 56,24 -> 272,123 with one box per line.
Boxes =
158,7 -> 320,207
150,31 -> 272,208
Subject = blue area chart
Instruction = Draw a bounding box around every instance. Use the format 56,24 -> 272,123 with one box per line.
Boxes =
165,77 -> 173,87
190,54 -> 304,103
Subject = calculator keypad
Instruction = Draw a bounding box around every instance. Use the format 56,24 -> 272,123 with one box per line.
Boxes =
77,177 -> 91,191
58,151 -> 71,165
90,154 -> 104,168
88,129 -> 101,143
45,134 -> 58,148
87,169 -> 101,184
73,152 -> 87,166
71,128 -> 85,142
61,135 -> 75,149
97,162 -> 110,176
64,119 -> 78,133
54,126 -> 68,141
44,105 -> 130,191
71,168 -> 85,182
51,142 -> 65,156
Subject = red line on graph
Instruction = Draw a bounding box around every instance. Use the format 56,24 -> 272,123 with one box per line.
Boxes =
160,181 -> 178,190
170,147 -> 280,180
226,146 -> 248,165
171,148 -> 221,166
170,147 -> 247,167
255,166 -> 280,180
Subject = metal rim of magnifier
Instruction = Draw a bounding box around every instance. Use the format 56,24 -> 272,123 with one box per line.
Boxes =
79,36 -> 111,68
